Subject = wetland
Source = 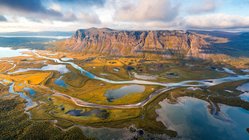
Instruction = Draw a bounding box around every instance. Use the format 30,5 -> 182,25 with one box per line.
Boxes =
1,46 -> 249,140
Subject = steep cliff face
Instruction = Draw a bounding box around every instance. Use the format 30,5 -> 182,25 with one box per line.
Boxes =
64,28 -> 209,58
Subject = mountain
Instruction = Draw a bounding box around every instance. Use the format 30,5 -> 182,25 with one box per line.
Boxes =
0,31 -> 73,50
60,28 -> 249,58
191,30 -> 249,57
62,28 -> 210,58
188,30 -> 240,38
0,31 -> 73,37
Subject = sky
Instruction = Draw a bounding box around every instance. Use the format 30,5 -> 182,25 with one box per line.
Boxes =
0,0 -> 249,32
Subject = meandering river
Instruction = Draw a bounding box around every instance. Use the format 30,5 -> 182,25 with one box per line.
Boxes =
31,50 -> 249,108
32,51 -> 249,87
2,49 -> 249,108
2,48 -> 249,140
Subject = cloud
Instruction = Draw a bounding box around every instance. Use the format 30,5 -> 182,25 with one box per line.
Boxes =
114,0 -> 179,22
1,0 -> 249,31
77,13 -> 101,24
0,15 -> 7,22
184,14 -> 249,30
0,0 -> 62,17
0,0 -> 105,23
0,0 -> 80,22
50,3 -> 62,12
187,0 -> 218,14
56,0 -> 106,7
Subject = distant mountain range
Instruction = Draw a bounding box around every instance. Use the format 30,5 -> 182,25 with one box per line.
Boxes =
0,31 -> 73,50
0,31 -> 73,37
60,28 -> 249,58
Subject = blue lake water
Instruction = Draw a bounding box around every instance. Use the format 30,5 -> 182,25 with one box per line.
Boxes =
8,83 -> 35,110
24,88 -> 36,96
240,92 -> 249,102
54,76 -> 67,88
0,47 -> 29,58
10,64 -> 70,74
156,97 -> 249,140
237,82 -> 249,102
105,85 -> 145,102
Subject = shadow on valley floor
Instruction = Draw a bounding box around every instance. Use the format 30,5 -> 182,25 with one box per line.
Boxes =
192,31 -> 249,58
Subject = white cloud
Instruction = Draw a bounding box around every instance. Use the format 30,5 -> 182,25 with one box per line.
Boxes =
114,0 -> 179,22
50,3 -> 62,12
184,14 -> 249,29
187,0 -> 218,14
1,0 -> 249,32
77,12 -> 101,24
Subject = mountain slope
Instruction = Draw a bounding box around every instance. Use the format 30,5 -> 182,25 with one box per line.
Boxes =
63,28 -> 210,58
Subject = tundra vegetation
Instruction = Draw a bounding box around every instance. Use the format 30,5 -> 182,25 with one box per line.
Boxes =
1,48 -> 249,139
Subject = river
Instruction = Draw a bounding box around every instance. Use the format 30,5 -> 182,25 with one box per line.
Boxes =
31,50 -> 249,109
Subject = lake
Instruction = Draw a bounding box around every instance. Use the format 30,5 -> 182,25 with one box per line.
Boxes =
0,47 -> 29,59
10,64 -> 70,74
237,82 -> 249,102
54,76 -> 67,88
156,97 -> 249,140
24,88 -> 36,96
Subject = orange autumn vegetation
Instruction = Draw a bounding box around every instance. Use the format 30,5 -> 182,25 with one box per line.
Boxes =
0,72 -> 52,85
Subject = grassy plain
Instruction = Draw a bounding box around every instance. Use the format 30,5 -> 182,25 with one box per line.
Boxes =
1,49 -> 249,139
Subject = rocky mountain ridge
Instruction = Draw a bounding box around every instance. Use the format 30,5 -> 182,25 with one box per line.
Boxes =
64,27 -> 211,58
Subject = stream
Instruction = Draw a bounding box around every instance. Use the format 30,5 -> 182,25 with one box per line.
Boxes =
31,51 -> 249,108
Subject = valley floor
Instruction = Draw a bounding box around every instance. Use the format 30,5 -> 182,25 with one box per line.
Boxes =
1,49 -> 249,139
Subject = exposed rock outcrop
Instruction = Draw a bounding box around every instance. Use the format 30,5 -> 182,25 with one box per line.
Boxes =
64,28 -> 210,58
